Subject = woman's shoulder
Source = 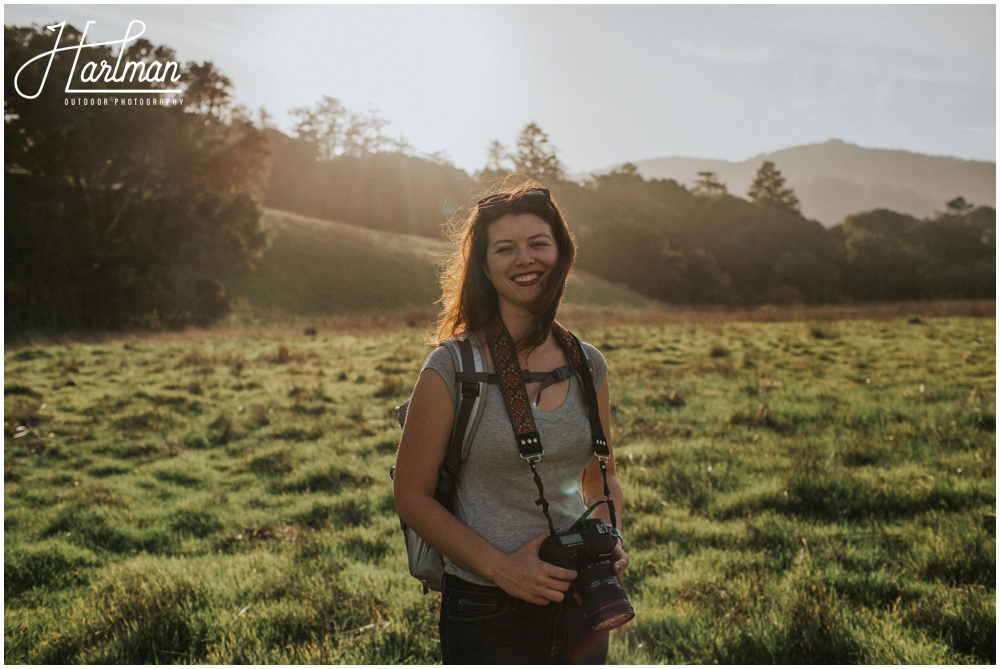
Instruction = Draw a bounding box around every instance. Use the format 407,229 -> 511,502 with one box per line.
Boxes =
576,339 -> 607,365
420,333 -> 482,403
424,332 -> 481,365
422,341 -> 457,374
578,340 -> 609,386
579,340 -> 605,360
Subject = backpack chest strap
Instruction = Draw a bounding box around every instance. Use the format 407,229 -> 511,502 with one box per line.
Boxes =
475,365 -> 577,407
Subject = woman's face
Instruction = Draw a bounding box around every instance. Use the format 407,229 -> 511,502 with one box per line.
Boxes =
483,212 -> 559,314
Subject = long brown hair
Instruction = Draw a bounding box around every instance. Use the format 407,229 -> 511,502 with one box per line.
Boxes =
433,178 -> 577,350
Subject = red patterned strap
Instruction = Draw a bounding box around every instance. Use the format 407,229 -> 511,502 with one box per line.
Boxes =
485,317 -> 609,459
551,322 -> 584,369
485,317 -> 542,459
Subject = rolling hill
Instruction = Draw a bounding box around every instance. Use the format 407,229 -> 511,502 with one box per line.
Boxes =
220,209 -> 651,317
615,139 -> 995,226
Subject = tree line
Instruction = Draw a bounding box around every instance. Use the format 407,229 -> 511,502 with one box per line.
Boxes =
5,23 -> 994,332
268,119 -> 995,307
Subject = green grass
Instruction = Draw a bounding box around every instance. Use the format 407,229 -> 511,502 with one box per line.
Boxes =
4,311 -> 994,664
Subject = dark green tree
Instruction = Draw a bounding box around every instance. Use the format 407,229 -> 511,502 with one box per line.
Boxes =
5,22 -> 269,330
834,210 -> 921,300
262,137 -> 473,239
943,196 -> 974,217
474,139 -> 513,182
615,162 -> 641,177
747,161 -> 800,214
290,95 -> 349,161
914,200 -> 996,297
290,96 -> 408,161
692,170 -> 727,197
606,163 -> 644,183
512,122 -> 565,182
184,61 -> 233,118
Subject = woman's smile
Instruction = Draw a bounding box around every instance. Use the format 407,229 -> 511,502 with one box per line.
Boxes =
512,271 -> 543,285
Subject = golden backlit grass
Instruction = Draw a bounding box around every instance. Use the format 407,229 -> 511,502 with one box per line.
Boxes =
4,304 -> 995,663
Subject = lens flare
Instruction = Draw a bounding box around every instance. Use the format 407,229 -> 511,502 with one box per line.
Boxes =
559,477 -> 581,496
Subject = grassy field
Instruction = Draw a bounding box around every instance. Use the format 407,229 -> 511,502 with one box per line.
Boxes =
3,306 -> 995,663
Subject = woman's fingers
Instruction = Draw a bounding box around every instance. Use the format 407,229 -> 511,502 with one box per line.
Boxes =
492,533 -> 578,603
612,544 -> 630,575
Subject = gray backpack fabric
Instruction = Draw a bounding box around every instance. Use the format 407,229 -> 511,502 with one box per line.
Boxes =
391,337 -> 486,593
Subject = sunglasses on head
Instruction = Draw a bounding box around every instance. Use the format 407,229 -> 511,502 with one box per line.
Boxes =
476,187 -> 552,218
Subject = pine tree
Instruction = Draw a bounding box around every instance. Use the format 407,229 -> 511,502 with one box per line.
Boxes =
512,123 -> 565,182
693,171 -> 727,197
747,161 -> 800,214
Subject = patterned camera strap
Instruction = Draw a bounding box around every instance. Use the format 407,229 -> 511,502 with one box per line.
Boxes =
485,316 -> 618,535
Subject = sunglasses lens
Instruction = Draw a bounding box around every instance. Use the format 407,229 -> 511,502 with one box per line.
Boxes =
519,190 -> 550,207
477,195 -> 508,217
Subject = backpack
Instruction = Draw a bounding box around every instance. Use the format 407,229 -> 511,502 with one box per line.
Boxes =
390,332 -> 598,593
391,336 -> 487,593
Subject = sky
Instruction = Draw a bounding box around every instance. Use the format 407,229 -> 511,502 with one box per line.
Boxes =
5,3 -> 996,174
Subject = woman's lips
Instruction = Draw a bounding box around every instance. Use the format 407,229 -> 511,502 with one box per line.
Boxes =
512,272 -> 542,285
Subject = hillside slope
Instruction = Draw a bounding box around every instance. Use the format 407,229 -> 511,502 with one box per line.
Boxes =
221,209 -> 651,316
622,139 -> 995,226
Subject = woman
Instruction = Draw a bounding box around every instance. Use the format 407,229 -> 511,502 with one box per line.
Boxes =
392,183 -> 628,664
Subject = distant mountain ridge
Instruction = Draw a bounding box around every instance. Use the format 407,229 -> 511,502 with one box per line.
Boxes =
611,140 -> 995,226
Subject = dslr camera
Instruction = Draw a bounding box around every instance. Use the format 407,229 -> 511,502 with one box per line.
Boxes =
539,517 -> 635,631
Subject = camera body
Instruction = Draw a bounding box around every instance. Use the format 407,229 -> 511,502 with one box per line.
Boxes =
539,518 -> 635,631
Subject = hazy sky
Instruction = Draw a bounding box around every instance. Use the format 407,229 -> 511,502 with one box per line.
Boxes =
5,3 -> 996,174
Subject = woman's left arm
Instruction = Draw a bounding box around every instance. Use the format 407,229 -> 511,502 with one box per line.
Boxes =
580,375 -> 629,575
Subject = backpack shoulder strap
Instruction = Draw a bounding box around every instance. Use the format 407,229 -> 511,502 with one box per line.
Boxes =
436,336 -> 487,488
552,324 -> 618,530
551,324 -> 609,458
579,339 -> 597,383
391,337 -> 488,515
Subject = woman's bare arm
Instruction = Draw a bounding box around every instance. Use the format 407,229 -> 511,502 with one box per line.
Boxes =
392,367 -> 577,604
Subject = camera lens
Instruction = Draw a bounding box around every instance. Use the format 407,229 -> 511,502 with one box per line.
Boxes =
577,561 -> 635,631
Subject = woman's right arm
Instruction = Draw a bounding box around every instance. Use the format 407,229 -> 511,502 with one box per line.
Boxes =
392,368 -> 576,604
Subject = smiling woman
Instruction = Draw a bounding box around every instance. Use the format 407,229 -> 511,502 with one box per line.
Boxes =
391,180 -> 631,664
436,185 -> 577,351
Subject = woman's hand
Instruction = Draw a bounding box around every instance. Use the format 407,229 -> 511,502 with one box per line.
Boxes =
612,542 -> 630,577
489,532 -> 578,605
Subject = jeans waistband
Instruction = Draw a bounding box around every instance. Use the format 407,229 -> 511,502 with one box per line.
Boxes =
442,573 -> 507,597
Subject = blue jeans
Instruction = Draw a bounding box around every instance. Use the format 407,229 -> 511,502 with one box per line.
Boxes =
439,574 -> 609,664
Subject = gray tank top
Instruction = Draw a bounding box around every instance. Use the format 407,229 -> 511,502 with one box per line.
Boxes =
421,334 -> 609,587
